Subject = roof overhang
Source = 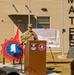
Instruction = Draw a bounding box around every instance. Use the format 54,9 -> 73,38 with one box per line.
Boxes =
8,13 -> 38,16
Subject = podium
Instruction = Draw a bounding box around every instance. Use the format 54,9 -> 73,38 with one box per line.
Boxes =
25,40 -> 46,75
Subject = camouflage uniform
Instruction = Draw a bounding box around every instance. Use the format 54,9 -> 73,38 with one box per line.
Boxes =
21,30 -> 38,45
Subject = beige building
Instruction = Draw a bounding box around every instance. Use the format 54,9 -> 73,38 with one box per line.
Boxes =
0,0 -> 74,52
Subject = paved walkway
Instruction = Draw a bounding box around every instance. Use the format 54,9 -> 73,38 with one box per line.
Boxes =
0,63 -> 60,75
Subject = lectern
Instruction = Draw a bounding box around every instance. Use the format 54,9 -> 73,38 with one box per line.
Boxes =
25,40 -> 46,75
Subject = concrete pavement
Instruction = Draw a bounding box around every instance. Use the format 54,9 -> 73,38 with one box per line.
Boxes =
0,63 -> 60,75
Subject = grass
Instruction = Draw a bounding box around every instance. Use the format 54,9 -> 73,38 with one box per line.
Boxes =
0,52 -> 74,75
46,52 -> 73,75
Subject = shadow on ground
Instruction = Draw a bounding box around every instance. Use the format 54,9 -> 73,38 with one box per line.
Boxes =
46,67 -> 62,74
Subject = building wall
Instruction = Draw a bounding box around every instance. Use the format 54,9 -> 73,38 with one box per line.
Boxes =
0,0 -> 74,52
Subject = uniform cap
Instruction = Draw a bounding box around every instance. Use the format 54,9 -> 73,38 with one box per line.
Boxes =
28,24 -> 32,27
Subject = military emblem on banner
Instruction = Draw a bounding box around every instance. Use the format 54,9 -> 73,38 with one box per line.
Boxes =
38,43 -> 46,51
30,43 -> 37,51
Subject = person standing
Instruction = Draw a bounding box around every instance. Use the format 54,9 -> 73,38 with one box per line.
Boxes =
21,24 -> 38,45
20,24 -> 38,73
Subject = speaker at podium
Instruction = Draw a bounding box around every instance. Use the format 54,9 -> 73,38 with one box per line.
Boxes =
24,40 -> 46,75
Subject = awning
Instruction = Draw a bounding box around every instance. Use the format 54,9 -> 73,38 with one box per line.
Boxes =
8,13 -> 38,16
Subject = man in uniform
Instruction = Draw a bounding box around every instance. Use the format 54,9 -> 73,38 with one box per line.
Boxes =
21,24 -> 38,45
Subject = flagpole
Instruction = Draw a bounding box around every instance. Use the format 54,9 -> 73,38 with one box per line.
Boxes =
61,0 -> 64,56
28,0 -> 30,24
58,0 -> 67,59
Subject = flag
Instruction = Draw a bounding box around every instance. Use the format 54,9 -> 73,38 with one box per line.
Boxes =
14,28 -> 19,40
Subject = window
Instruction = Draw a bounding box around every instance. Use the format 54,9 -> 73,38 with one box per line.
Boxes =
37,16 -> 50,28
